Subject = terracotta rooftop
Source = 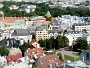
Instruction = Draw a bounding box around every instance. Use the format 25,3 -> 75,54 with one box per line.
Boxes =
28,39 -> 40,49
0,17 -> 54,23
35,65 -> 43,68
36,54 -> 64,68
30,39 -> 37,45
0,17 -> 30,23
42,21 -> 51,25
27,47 -> 44,59
31,18 -> 46,21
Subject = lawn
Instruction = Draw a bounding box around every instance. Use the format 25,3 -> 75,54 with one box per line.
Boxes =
64,55 -> 78,61
72,52 -> 80,56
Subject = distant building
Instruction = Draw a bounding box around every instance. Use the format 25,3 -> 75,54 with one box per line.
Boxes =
9,5 -> 19,10
52,15 -> 84,31
75,22 -> 90,32
49,5 -> 57,8
5,20 -> 27,29
19,5 -> 36,13
11,29 -> 32,45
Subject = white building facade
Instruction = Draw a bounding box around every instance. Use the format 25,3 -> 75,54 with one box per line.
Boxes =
64,31 -> 83,46
75,23 -> 90,32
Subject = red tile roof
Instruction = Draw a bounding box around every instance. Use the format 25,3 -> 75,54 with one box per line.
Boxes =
6,53 -> 22,62
27,47 -> 44,59
0,17 -> 54,23
28,39 -> 39,49
0,17 -> 30,23
36,54 -> 64,68
30,18 -> 46,21
35,65 -> 43,68
30,39 -> 37,45
42,21 -> 51,25
28,45 -> 35,49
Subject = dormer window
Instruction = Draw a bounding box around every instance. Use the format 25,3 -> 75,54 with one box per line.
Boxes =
54,58 -> 57,60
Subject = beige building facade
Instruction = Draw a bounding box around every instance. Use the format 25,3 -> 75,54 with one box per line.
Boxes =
36,26 -> 48,41
36,25 -> 61,41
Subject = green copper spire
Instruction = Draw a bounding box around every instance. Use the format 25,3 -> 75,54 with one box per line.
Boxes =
45,11 -> 51,17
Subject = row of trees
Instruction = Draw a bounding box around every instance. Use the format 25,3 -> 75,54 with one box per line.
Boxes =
0,37 -> 88,56
1,2 -> 90,17
38,35 -> 69,49
38,35 -> 89,51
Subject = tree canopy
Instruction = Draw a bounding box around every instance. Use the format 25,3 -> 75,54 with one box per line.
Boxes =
74,38 -> 88,50
56,35 -> 64,48
38,39 -> 46,47
0,44 -> 9,56
62,36 -> 69,47
38,35 -> 69,50
19,42 -> 29,53
1,1 -> 90,17
46,17 -> 52,22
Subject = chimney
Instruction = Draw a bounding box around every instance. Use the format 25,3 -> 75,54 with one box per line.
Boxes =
82,56 -> 84,62
36,51 -> 39,54
6,41 -> 9,46
9,33 -> 11,38
14,40 -> 16,43
41,62 -> 43,65
32,52 -> 34,55
4,56 -> 6,58
11,40 -> 13,45
40,56 -> 42,58
63,63 -> 65,68
48,64 -> 52,68
36,44 -> 37,48
55,62 -> 58,66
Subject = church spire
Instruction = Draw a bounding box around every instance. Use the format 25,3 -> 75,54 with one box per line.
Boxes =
45,11 -> 51,17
